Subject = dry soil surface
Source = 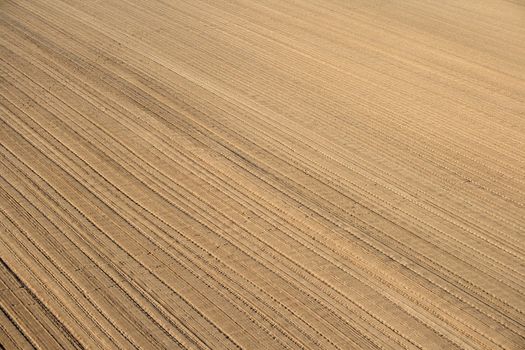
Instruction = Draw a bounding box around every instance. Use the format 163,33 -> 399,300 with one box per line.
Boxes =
1,0 -> 525,349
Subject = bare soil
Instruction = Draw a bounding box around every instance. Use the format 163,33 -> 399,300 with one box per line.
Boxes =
1,0 -> 524,349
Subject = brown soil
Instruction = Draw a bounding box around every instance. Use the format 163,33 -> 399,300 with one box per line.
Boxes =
1,0 -> 524,349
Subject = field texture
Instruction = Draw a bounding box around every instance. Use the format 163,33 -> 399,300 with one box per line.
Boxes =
1,0 -> 525,349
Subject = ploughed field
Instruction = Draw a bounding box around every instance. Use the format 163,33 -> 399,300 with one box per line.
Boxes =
1,0 -> 525,349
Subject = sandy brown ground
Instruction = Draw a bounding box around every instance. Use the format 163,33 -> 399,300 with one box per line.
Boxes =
1,0 -> 524,349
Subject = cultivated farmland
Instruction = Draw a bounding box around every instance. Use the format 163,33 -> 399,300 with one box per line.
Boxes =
1,0 -> 524,349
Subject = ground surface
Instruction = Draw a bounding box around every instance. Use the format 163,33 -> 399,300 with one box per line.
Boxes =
1,0 -> 525,349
